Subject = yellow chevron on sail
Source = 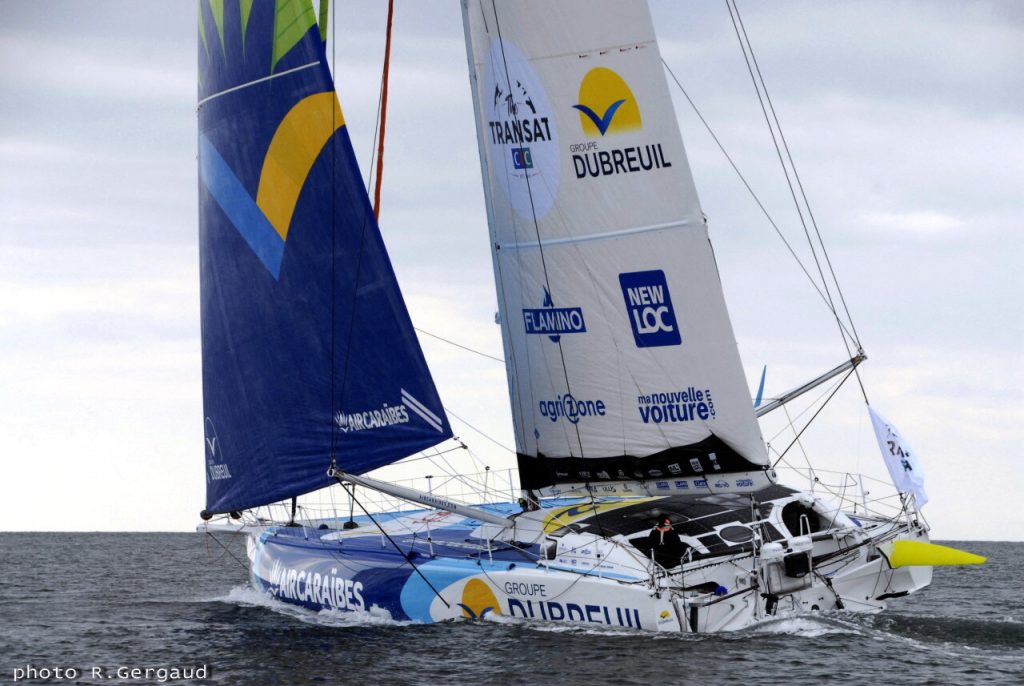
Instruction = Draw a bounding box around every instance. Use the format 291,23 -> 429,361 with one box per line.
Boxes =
256,92 -> 344,240
888,540 -> 986,567
542,498 -> 657,534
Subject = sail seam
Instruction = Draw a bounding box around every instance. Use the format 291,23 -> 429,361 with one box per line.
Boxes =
501,40 -> 657,65
198,61 -> 320,106
495,219 -> 691,251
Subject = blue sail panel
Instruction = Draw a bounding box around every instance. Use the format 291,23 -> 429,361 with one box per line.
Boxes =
198,0 -> 451,514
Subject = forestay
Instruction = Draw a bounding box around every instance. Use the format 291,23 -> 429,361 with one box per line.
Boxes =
198,0 -> 450,514
461,0 -> 769,493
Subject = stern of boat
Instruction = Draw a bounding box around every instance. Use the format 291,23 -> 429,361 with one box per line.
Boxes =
823,524 -> 933,612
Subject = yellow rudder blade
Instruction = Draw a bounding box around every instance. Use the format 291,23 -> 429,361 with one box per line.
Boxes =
890,540 -> 986,567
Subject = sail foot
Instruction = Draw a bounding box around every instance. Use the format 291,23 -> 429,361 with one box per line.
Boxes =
518,435 -> 774,494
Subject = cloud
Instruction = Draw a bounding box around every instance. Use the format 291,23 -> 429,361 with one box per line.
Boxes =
2,1 -> 1020,538
859,210 -> 966,238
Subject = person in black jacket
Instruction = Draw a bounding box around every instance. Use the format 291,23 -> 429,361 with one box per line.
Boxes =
648,515 -> 684,568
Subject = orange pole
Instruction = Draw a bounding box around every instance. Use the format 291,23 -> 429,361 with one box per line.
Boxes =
372,0 -> 395,221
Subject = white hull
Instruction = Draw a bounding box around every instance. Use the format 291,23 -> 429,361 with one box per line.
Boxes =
239,488 -> 932,633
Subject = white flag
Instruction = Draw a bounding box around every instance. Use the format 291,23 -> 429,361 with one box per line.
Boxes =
868,406 -> 928,507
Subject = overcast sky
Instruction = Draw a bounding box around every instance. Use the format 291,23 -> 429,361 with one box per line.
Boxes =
1,1 -> 1021,539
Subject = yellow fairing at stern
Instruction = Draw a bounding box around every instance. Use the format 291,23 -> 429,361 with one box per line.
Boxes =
889,540 -> 987,568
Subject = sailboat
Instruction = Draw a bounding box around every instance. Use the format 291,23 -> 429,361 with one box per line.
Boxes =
196,0 -> 983,632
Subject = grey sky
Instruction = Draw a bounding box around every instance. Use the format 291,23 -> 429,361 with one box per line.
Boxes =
1,1 -> 1020,539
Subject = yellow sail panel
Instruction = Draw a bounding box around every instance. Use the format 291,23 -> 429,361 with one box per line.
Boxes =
889,540 -> 986,568
256,92 -> 344,240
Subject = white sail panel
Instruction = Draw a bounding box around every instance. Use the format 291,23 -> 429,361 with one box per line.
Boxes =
462,0 -> 767,488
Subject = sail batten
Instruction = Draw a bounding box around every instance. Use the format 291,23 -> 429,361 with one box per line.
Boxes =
496,219 -> 692,251
197,61 -> 321,106
198,0 -> 451,514
462,0 -> 768,493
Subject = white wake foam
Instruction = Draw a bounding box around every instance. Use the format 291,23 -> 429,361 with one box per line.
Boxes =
214,585 -> 414,628
751,616 -> 865,638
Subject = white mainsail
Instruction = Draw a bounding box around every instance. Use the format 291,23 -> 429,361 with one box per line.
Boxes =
462,0 -> 768,492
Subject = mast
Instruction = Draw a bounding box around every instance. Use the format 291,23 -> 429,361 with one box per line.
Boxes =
372,0 -> 395,220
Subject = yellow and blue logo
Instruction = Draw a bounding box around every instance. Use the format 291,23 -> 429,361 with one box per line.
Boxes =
573,68 -> 642,137
199,93 -> 343,280
198,0 -> 340,280
458,578 -> 501,619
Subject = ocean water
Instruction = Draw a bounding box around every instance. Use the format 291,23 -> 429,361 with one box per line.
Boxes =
1,534 -> 1020,685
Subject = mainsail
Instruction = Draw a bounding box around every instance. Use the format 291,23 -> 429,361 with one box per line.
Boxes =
198,0 -> 451,514
461,0 -> 769,493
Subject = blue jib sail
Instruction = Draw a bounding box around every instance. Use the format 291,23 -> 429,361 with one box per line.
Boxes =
198,1 -> 451,514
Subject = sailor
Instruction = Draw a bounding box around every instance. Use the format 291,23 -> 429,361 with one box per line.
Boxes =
517,490 -> 540,512
648,515 -> 683,567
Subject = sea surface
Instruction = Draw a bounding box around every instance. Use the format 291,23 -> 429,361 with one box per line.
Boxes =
1,534 -> 1020,685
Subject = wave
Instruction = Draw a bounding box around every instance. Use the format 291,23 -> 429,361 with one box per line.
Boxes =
207,585 -> 1024,651
870,612 -> 1024,650
749,615 -> 865,639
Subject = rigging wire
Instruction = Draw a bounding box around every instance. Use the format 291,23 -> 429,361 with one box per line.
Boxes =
430,443 -> 509,501
323,4 -> 512,524
365,73 -> 384,190
444,406 -> 516,454
725,0 -> 869,404
771,367 -> 856,468
463,2 -> 535,472
203,530 -> 249,572
332,20 -> 389,474
729,1 -> 864,354
661,60 -> 857,346
488,0 -> 601,527
328,0 -> 339,469
362,4 -> 390,206
764,373 -> 845,445
385,443 -> 471,465
414,327 -> 504,363
725,0 -> 848,351
335,479 -> 452,608
782,402 -> 814,474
